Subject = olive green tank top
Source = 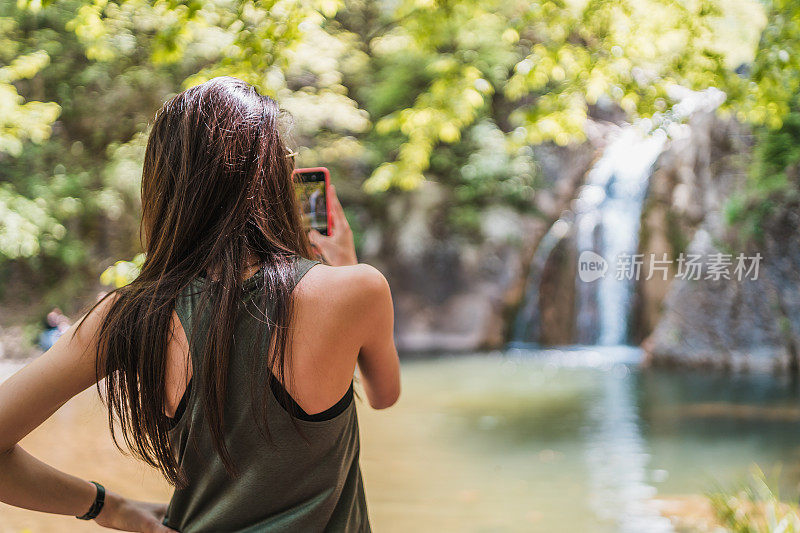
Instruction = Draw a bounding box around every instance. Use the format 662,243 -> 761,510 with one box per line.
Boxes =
164,256 -> 371,532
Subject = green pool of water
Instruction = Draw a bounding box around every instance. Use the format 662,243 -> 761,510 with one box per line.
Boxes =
368,347 -> 800,532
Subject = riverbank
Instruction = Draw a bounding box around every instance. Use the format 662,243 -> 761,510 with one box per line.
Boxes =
654,496 -> 719,533
0,326 -> 41,361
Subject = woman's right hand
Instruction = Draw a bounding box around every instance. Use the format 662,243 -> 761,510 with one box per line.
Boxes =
308,184 -> 358,267
94,491 -> 175,532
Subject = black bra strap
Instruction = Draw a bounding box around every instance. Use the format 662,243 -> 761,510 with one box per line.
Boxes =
270,378 -> 354,422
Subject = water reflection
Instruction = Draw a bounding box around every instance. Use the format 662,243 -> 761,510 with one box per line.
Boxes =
583,355 -> 672,532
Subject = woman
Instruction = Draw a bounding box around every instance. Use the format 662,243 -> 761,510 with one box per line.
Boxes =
0,77 -> 400,532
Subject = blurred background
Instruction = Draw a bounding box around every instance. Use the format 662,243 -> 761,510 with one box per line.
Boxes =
2,0 -> 800,531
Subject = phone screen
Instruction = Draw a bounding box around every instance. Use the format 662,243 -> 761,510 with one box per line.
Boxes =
294,170 -> 328,235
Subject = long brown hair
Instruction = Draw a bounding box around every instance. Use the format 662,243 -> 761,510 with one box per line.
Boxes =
79,77 -> 313,486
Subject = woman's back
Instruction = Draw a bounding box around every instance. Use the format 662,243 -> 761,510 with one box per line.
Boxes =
165,256 -> 370,532
0,77 -> 399,533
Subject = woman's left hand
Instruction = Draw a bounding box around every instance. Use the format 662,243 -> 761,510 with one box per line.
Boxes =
94,491 -> 175,532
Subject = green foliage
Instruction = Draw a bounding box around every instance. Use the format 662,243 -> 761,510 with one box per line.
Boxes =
100,252 -> 144,288
708,466 -> 800,533
754,110 -> 800,183
437,120 -> 540,236
724,0 -> 800,245
720,1 -> 800,246
0,0 -> 795,312
0,40 -> 60,156
0,183 -> 65,258
359,0 -> 762,191
726,99 -> 800,242
728,0 -> 800,130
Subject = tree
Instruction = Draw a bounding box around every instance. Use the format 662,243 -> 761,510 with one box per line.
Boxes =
0,0 -> 790,305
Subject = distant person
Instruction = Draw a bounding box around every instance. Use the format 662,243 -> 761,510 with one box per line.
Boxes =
36,308 -> 70,351
0,77 -> 400,532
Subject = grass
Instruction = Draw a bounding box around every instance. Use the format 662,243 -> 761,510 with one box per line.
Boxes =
708,467 -> 800,533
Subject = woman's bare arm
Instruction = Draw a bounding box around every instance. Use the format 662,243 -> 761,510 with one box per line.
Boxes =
352,266 -> 400,409
304,184 -> 400,409
0,302 -> 108,514
0,298 -> 172,531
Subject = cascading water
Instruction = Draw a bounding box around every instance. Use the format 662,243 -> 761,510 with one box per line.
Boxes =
574,127 -> 667,345
509,124 -> 665,346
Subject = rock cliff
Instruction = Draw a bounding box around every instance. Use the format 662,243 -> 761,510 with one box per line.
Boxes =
370,143 -> 596,352
643,112 -> 800,371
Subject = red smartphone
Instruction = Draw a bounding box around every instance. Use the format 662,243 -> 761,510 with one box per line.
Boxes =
292,167 -> 332,236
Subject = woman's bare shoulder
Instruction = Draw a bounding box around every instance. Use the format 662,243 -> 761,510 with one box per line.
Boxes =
298,263 -> 387,293
295,263 -> 390,314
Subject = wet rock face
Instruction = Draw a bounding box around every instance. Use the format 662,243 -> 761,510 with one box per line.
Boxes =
371,181 -> 538,352
537,234 -> 577,345
643,115 -> 800,370
371,142 -> 595,353
633,110 -> 751,345
643,229 -> 789,371
758,199 -> 800,367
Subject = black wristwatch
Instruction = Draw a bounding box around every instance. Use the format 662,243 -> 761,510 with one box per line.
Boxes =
76,481 -> 106,521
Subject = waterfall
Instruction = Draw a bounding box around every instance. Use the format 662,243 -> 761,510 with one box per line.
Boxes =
512,88 -> 725,346
510,125 -> 665,346
574,127 -> 666,345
